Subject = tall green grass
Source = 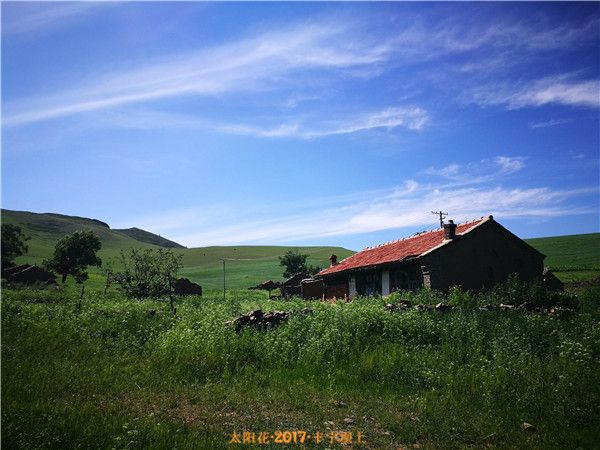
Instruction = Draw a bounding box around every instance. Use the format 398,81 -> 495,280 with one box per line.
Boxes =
3,285 -> 599,449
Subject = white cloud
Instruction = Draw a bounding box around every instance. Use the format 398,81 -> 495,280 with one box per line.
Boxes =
3,22 -> 393,127
130,176 -> 595,247
530,118 -> 571,129
7,11 -> 598,128
468,75 -> 600,109
424,156 -> 525,186
568,151 -> 586,160
89,106 -> 429,138
494,156 -> 525,173
425,163 -> 461,178
2,3 -> 112,35
216,107 -> 429,138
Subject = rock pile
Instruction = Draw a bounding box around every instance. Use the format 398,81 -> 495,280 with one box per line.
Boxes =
385,301 -> 453,313
494,303 -> 573,315
227,308 -> 312,334
227,309 -> 289,334
385,299 -> 412,311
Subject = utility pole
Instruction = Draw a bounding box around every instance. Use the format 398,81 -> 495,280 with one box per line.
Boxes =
431,211 -> 448,229
221,259 -> 226,301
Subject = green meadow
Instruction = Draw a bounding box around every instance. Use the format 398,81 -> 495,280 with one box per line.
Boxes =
2,210 -> 600,448
526,233 -> 600,284
3,209 -> 599,290
2,284 -> 599,449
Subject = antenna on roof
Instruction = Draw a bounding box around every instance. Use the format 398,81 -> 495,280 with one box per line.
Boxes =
431,211 -> 448,229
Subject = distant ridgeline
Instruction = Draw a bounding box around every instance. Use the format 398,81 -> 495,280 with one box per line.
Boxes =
112,227 -> 185,249
1,209 -> 186,263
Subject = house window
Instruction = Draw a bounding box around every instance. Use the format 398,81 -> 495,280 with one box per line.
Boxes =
356,271 -> 382,296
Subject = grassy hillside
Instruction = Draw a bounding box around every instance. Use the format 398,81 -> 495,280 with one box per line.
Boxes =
113,227 -> 185,248
178,246 -> 355,290
525,233 -> 600,269
525,233 -> 600,283
2,209 -> 354,290
4,209 -> 598,288
1,209 -> 172,266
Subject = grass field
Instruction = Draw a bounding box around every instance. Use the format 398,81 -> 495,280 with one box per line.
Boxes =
2,209 -> 354,290
2,284 -> 599,449
3,209 -> 599,289
178,246 -> 354,290
1,209 -> 171,265
526,233 -> 600,284
3,211 -> 600,448
526,233 -> 600,269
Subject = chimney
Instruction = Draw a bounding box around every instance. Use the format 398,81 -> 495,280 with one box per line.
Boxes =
329,254 -> 338,266
443,220 -> 457,240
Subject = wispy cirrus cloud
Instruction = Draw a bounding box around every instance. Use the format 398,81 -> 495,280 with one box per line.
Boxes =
530,118 -> 571,129
388,14 -> 599,70
138,182 -> 596,247
424,156 -> 526,186
3,8 -> 597,135
467,75 -> 600,109
494,156 -> 525,173
3,21 -> 392,127
2,2 -> 114,35
122,160 -> 594,247
216,107 -> 429,138
90,106 -> 429,138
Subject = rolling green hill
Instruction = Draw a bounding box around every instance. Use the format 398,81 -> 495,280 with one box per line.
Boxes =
1,209 -> 354,290
525,232 -> 600,283
1,209 -> 181,265
525,233 -> 600,269
178,245 -> 355,290
3,209 -> 598,289
113,227 -> 185,249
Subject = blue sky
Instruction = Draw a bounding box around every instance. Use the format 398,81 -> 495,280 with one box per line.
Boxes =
2,2 -> 599,250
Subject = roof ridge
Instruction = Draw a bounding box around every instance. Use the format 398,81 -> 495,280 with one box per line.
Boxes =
358,216 -> 490,252
362,224 -> 445,251
319,216 -> 491,275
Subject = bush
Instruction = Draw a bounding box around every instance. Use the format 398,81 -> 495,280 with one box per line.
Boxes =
112,248 -> 182,299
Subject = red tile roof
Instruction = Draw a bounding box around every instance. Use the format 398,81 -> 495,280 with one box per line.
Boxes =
318,216 -> 491,277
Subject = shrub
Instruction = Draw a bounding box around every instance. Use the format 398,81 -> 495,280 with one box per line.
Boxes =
112,248 -> 182,300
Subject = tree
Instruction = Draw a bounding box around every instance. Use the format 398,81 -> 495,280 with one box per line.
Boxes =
44,230 -> 102,283
1,224 -> 29,268
113,248 -> 183,306
279,249 -> 321,278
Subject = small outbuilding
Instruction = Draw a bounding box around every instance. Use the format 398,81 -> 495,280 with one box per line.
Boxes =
1,264 -> 57,286
280,273 -> 305,298
315,216 -> 549,299
173,278 -> 202,296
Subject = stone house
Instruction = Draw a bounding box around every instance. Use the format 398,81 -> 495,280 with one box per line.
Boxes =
314,216 -> 547,298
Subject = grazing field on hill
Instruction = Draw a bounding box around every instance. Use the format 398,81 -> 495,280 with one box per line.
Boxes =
2,209 -> 354,290
2,285 -> 599,449
526,233 -> 600,269
178,246 -> 355,290
1,209 -> 170,265
525,233 -> 600,283
5,208 -> 598,288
